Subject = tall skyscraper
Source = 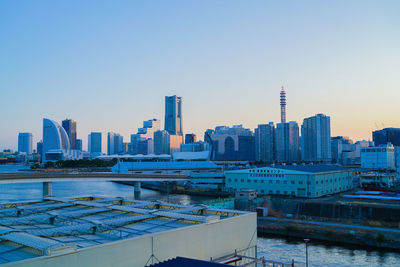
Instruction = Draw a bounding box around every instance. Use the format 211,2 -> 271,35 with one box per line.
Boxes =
42,118 -> 70,162
373,128 -> 400,147
62,119 -> 77,149
88,132 -> 102,155
280,87 -> 286,123
301,114 -> 332,162
255,123 -> 275,162
164,95 -> 183,135
107,132 -> 123,155
275,121 -> 300,162
18,132 -> 33,155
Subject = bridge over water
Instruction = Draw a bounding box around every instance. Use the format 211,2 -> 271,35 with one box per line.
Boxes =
0,172 -> 188,198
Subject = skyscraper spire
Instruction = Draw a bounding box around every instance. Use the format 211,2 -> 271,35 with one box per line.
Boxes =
280,86 -> 286,123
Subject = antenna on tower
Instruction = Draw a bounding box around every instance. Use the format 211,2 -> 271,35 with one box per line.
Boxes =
280,86 -> 286,123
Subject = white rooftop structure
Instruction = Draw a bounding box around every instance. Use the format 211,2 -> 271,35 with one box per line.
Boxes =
172,151 -> 210,161
0,196 -> 255,267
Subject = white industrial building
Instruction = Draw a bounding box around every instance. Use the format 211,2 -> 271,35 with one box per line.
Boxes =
0,196 -> 256,267
225,165 -> 353,198
361,144 -> 396,170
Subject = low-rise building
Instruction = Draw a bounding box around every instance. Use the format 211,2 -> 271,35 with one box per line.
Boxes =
361,144 -> 396,170
225,165 -> 353,198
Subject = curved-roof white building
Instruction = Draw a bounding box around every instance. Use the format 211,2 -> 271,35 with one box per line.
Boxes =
43,118 -> 70,161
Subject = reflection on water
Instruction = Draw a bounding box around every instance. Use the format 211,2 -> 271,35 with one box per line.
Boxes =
0,180 -> 208,204
257,236 -> 400,267
1,165 -> 400,266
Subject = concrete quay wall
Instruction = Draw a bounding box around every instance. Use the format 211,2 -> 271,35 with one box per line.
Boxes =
257,217 -> 400,250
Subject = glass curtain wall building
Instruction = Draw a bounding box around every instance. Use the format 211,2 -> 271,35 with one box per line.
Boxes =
164,95 -> 183,135
18,132 -> 33,155
301,114 -> 332,162
275,121 -> 300,163
62,119 -> 77,149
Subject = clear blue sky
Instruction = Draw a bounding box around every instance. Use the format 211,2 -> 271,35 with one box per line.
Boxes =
1,0 -> 399,152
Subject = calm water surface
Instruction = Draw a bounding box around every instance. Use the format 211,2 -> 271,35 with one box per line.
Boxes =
1,165 -> 400,266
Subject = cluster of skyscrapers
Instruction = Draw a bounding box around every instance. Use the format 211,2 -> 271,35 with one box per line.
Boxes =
13,90 -> 400,166
33,95 -> 192,162
207,88 -> 332,163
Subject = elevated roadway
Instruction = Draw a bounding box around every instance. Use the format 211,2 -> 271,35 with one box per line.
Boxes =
0,172 -> 188,184
0,172 -> 188,198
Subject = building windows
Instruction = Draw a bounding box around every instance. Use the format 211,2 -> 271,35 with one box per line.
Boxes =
283,180 -> 287,184
241,179 -> 244,182
284,191 -> 288,195
291,181 -> 295,184
299,181 -> 303,185
276,190 -> 280,194
269,190 -> 273,194
228,179 -> 232,182
234,179 -> 238,182
247,179 -> 251,183
269,180 -> 273,184
276,180 -> 280,184
261,180 -> 264,183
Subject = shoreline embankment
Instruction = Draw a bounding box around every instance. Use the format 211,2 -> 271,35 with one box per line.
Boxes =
258,216 -> 400,251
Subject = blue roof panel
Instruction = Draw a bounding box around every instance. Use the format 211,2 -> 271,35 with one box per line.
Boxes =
270,164 -> 351,173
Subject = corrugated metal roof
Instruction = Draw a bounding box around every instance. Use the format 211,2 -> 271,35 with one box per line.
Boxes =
0,196 -> 249,265
269,164 -> 351,173
0,232 -> 63,251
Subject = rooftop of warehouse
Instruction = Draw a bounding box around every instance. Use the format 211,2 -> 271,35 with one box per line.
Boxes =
270,164 -> 351,173
0,196 -> 248,265
226,164 -> 351,174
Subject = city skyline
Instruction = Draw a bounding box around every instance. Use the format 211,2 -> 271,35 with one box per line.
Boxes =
1,1 -> 400,150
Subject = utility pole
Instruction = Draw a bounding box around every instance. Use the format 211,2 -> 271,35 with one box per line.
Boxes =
304,238 -> 310,267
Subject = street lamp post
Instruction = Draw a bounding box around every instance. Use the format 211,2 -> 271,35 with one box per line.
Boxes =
304,238 -> 310,267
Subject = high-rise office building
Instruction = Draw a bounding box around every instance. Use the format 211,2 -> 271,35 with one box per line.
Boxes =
88,132 -> 102,155
164,95 -> 183,135
18,133 -> 33,155
36,141 -> 43,159
373,128 -> 400,147
75,139 -> 82,151
301,114 -> 332,162
154,130 -> 170,155
130,119 -> 160,155
331,136 -> 353,164
185,134 -> 197,144
107,132 -> 123,155
206,125 -> 255,161
255,123 -> 275,162
42,118 -> 70,162
62,119 -> 77,149
275,121 -> 300,162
